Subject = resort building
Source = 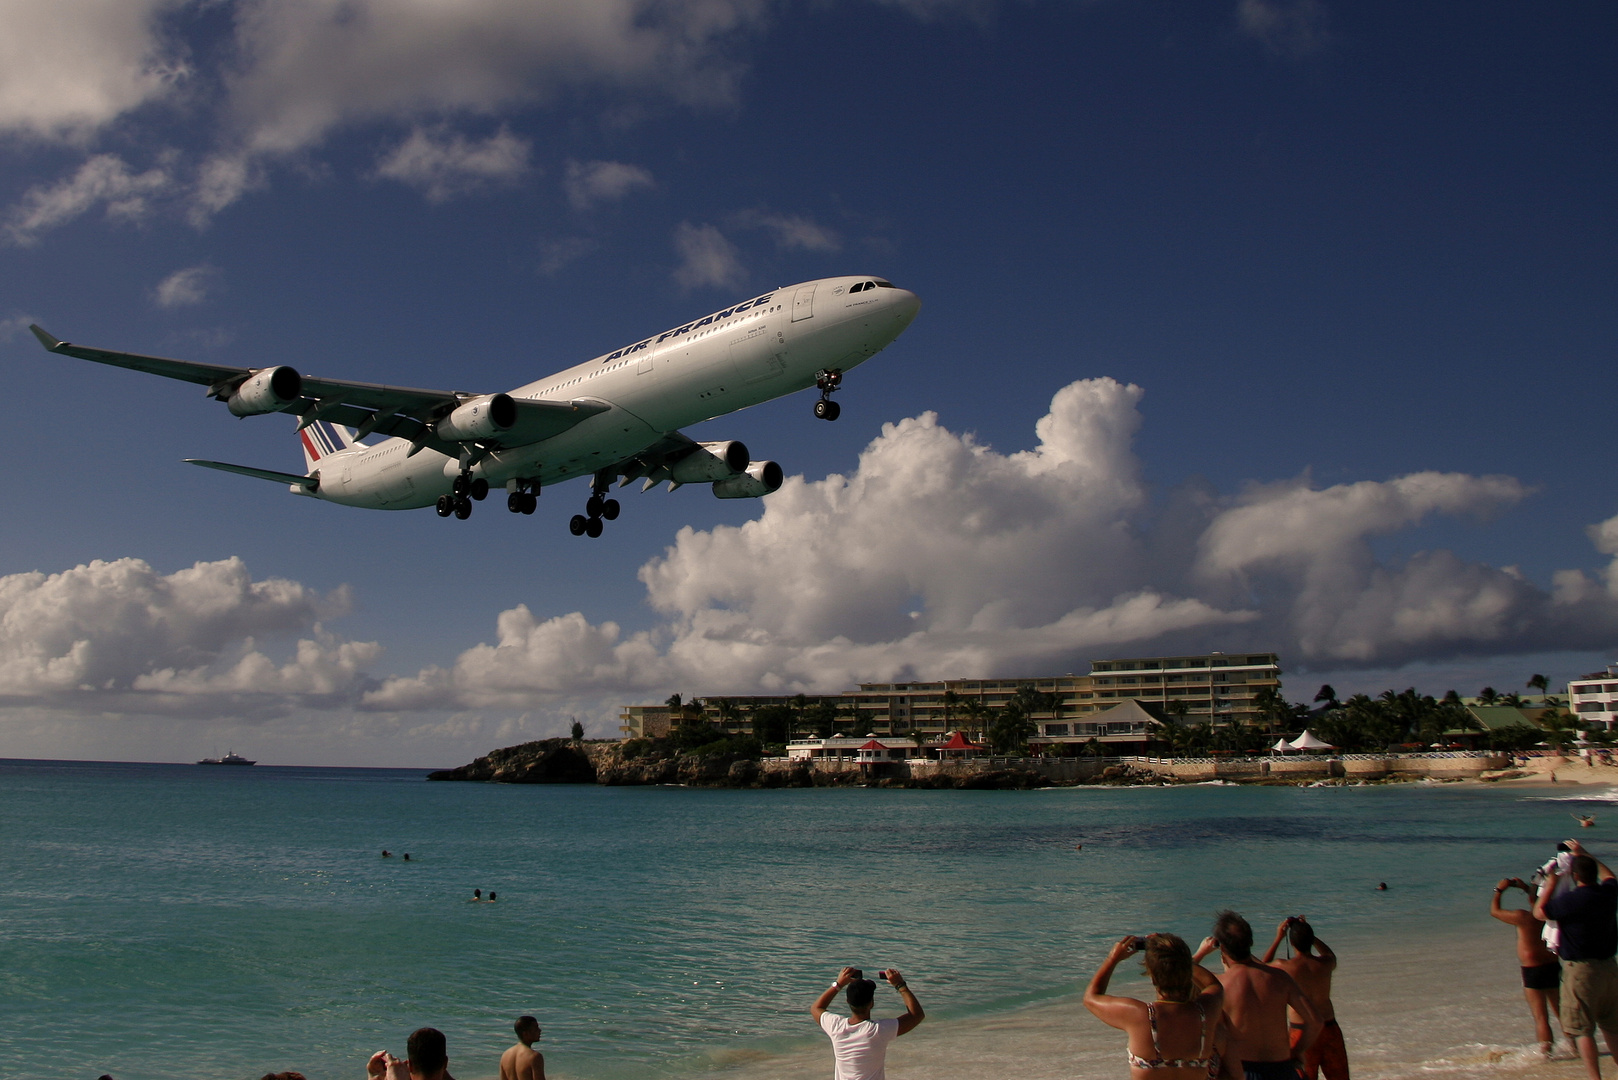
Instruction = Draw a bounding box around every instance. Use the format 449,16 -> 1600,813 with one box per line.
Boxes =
618,650 -> 1283,742
1569,664 -> 1618,728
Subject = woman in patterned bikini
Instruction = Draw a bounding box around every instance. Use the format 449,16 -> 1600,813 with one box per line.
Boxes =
1086,934 -> 1238,1080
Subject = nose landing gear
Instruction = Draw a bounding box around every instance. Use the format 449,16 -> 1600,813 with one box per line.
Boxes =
813,368 -> 843,421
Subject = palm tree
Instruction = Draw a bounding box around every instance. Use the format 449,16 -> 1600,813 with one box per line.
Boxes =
1314,685 -> 1338,707
715,698 -> 740,733
941,689 -> 960,732
1478,686 -> 1499,705
1527,674 -> 1550,702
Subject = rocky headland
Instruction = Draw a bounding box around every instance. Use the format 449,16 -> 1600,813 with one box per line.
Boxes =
426,737 -> 1073,789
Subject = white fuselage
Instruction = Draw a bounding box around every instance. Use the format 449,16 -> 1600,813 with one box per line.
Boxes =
308,276 -> 920,509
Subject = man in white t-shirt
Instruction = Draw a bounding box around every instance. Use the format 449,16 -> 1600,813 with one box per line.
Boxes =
810,966 -> 925,1080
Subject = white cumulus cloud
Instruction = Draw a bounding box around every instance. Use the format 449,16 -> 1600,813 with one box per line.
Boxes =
0,557 -> 377,716
731,209 -> 841,252
375,125 -> 533,202
0,0 -> 189,140
672,221 -> 746,290
152,264 -> 221,308
5,153 -> 177,245
564,159 -> 655,210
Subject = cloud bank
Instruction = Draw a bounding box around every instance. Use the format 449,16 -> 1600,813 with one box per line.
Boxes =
6,378 -> 1618,744
368,378 -> 1618,712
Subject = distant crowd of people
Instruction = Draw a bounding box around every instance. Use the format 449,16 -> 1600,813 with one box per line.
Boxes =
1492,837 -> 1618,1079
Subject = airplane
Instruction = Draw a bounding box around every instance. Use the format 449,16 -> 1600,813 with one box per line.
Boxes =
29,275 -> 920,537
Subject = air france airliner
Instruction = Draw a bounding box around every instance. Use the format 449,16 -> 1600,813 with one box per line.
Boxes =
31,276 -> 920,537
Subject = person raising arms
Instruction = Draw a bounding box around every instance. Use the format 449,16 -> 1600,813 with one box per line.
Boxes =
1086,933 -> 1237,1080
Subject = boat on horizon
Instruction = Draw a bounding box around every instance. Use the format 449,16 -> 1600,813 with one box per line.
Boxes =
196,751 -> 256,766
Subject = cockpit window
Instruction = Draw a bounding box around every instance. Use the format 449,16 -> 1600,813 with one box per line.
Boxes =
849,281 -> 865,293
875,280 -> 895,288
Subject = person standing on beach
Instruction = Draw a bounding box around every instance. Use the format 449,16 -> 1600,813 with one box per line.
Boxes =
1534,841 -> 1618,1080
1085,933 -> 1236,1080
366,1027 -> 455,1080
811,966 -> 924,1080
1195,911 -> 1320,1080
1491,877 -> 1564,1054
499,1016 -> 545,1080
1261,917 -> 1347,1080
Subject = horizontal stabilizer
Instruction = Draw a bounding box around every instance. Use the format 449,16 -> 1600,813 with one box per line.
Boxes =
185,459 -> 319,490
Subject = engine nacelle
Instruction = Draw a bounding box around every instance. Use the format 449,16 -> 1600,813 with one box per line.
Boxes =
227,366 -> 302,416
435,393 -> 517,441
713,460 -> 783,499
670,440 -> 750,484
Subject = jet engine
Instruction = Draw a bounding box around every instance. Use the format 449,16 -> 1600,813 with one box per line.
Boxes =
670,440 -> 750,483
713,460 -> 783,499
227,366 -> 302,416
435,393 -> 517,441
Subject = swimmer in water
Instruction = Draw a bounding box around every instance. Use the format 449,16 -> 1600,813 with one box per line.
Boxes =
402,853 -> 410,860
1376,883 -> 1388,891
382,850 -> 391,858
472,889 -> 482,902
488,891 -> 497,902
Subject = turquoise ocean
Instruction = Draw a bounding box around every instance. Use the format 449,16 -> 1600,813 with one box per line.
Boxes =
0,759 -> 1611,1080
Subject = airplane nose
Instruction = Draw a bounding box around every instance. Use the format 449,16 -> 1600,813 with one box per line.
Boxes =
892,288 -> 922,325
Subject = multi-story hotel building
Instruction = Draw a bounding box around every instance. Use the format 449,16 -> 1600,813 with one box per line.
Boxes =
618,651 -> 1283,741
1569,664 -> 1618,728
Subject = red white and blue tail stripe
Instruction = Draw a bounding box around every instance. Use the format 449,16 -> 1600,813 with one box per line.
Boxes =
299,421 -> 356,472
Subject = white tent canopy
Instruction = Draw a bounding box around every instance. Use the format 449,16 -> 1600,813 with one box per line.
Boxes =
1289,730 -> 1336,750
1272,738 -> 1293,752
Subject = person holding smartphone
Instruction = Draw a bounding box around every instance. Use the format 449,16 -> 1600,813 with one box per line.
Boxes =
810,966 -> 925,1080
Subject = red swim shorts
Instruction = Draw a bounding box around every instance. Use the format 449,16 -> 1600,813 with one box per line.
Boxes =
1290,1019 -> 1348,1080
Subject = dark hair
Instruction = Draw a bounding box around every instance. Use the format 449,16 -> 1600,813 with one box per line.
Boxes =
846,979 -> 877,1009
1287,919 -> 1315,952
259,1074 -> 308,1080
1214,910 -> 1252,960
515,1015 -> 539,1036
1142,933 -> 1195,1003
408,1028 -> 448,1075
1573,855 -> 1600,885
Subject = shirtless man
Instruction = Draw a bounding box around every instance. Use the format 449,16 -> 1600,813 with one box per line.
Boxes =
1493,877 -> 1563,1053
1195,910 -> 1321,1080
499,1016 -> 545,1080
1261,917 -> 1347,1080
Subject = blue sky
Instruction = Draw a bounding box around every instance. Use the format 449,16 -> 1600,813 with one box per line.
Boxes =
0,0 -> 1612,765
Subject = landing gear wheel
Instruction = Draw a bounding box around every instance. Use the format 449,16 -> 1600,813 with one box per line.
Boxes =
470,478 -> 489,501
452,474 -> 470,497
814,399 -> 840,421
601,498 -> 620,521
508,492 -> 526,514
585,516 -> 604,538
453,497 -> 473,520
436,495 -> 455,517
569,514 -> 588,536
586,494 -> 605,518
521,492 -> 537,515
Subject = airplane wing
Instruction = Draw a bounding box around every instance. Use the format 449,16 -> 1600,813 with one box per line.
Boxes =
28,325 -> 604,453
185,459 -> 320,489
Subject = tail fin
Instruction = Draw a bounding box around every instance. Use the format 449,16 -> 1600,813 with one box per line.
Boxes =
298,420 -> 358,472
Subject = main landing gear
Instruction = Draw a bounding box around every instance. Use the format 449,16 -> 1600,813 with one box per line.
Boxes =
568,476 -> 620,539
506,480 -> 538,516
813,368 -> 843,421
436,472 -> 489,520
